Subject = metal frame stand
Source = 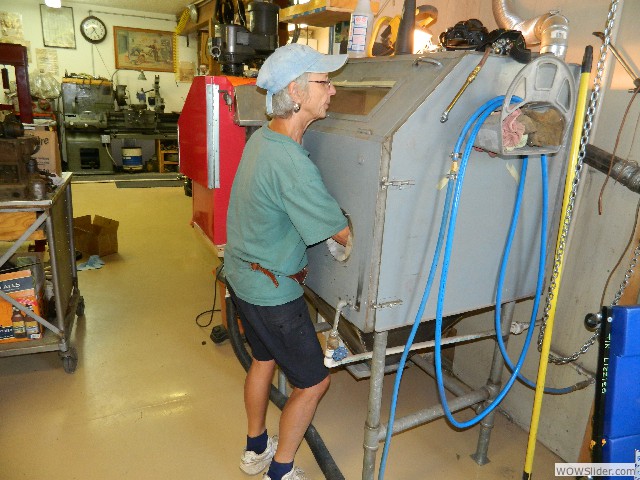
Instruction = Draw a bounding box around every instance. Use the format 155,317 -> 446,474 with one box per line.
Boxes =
0,173 -> 83,373
359,301 -> 516,479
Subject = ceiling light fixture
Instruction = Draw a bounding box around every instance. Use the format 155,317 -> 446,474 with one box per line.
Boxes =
44,0 -> 62,8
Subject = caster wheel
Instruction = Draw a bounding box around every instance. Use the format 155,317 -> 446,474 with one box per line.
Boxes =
60,347 -> 78,374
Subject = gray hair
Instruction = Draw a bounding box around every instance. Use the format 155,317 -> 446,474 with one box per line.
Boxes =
269,72 -> 310,118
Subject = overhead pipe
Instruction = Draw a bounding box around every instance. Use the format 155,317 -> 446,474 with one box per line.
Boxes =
585,144 -> 640,194
492,0 -> 569,60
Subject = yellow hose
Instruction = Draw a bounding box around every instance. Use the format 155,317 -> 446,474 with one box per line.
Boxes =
175,8 -> 190,35
522,47 -> 593,479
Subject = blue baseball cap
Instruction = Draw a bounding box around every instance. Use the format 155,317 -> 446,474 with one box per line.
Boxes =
257,43 -> 348,115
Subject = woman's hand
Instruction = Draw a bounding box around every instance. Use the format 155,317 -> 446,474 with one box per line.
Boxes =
331,226 -> 350,247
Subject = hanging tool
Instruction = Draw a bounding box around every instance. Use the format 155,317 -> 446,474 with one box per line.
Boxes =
440,47 -> 490,123
593,31 -> 640,89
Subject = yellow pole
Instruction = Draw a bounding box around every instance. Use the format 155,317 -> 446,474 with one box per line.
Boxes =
522,46 -> 594,480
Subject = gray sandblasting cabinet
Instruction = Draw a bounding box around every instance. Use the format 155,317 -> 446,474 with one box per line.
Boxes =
303,51 -> 575,333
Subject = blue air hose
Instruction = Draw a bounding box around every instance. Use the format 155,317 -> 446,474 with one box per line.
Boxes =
434,101 -> 547,429
377,169 -> 455,480
493,156 -> 573,395
378,95 -> 548,478
378,96 -> 504,480
379,96 -> 508,479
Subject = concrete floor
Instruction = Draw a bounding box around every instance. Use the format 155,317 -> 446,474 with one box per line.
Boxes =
0,181 -> 562,479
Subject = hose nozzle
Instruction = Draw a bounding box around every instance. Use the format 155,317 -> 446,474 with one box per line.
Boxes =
324,300 -> 349,367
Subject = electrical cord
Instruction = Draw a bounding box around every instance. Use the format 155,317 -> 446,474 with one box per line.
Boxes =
195,264 -> 222,328
599,197 -> 640,307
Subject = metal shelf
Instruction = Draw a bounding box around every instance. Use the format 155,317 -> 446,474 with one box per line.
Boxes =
0,173 -> 82,373
280,0 -> 379,27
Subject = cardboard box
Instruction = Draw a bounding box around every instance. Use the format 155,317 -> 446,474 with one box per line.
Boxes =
23,124 -> 62,176
0,268 -> 44,343
73,215 -> 119,257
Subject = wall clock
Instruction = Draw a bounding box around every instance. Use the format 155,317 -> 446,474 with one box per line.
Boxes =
80,16 -> 107,44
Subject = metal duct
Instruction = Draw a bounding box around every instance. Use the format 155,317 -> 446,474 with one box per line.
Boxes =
492,0 -> 569,59
395,0 -> 416,54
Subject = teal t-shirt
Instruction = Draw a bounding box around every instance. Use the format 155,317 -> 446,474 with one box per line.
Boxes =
225,126 -> 347,306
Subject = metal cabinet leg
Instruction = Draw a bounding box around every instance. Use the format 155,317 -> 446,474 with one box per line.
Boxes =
362,330 -> 388,480
471,301 -> 515,465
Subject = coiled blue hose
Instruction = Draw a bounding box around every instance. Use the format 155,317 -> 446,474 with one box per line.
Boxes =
493,156 -> 573,396
434,102 -> 547,429
378,96 -> 549,478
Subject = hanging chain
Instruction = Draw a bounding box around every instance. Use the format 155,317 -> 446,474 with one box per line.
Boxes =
537,0 -> 619,365
610,241 -> 640,307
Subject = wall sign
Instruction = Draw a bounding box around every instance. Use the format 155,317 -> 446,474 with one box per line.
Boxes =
40,5 -> 76,49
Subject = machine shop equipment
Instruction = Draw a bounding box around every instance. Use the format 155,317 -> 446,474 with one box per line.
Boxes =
0,115 -> 53,201
61,77 -> 113,130
0,43 -> 33,124
180,51 -> 575,342
61,73 -> 178,173
303,52 -> 573,333
301,51 -> 576,477
209,0 -> 279,76
181,0 -> 278,246
107,73 -> 177,171
179,75 -> 261,248
61,76 -> 115,173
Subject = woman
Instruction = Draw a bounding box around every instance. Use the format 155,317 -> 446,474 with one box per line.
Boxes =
224,43 -> 350,480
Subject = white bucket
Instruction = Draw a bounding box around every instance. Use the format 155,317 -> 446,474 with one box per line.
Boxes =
122,147 -> 143,169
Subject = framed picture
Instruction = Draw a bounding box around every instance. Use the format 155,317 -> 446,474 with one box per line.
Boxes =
114,26 -> 175,72
40,5 -> 76,49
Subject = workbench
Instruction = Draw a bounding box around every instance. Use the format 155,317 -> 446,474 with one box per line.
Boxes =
0,173 -> 82,373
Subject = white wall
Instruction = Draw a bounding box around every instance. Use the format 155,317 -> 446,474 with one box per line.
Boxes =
2,0 -> 198,113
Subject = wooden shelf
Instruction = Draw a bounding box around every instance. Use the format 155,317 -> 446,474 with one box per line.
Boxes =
280,0 -> 379,27
156,140 -> 179,173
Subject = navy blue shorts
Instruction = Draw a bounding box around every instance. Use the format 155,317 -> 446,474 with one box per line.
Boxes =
229,287 -> 328,389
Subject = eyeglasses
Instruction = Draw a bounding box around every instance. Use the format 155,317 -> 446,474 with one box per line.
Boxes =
309,79 -> 332,88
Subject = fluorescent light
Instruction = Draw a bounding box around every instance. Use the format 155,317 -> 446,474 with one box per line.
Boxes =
45,0 -> 62,8
413,27 -> 434,54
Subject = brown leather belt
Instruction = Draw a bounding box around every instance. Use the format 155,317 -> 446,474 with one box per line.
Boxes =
249,262 -> 308,288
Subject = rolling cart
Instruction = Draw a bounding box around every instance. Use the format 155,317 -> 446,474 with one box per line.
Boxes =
0,172 -> 82,373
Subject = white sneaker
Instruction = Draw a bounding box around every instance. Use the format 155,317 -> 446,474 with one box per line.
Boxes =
239,435 -> 278,475
262,466 -> 307,480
